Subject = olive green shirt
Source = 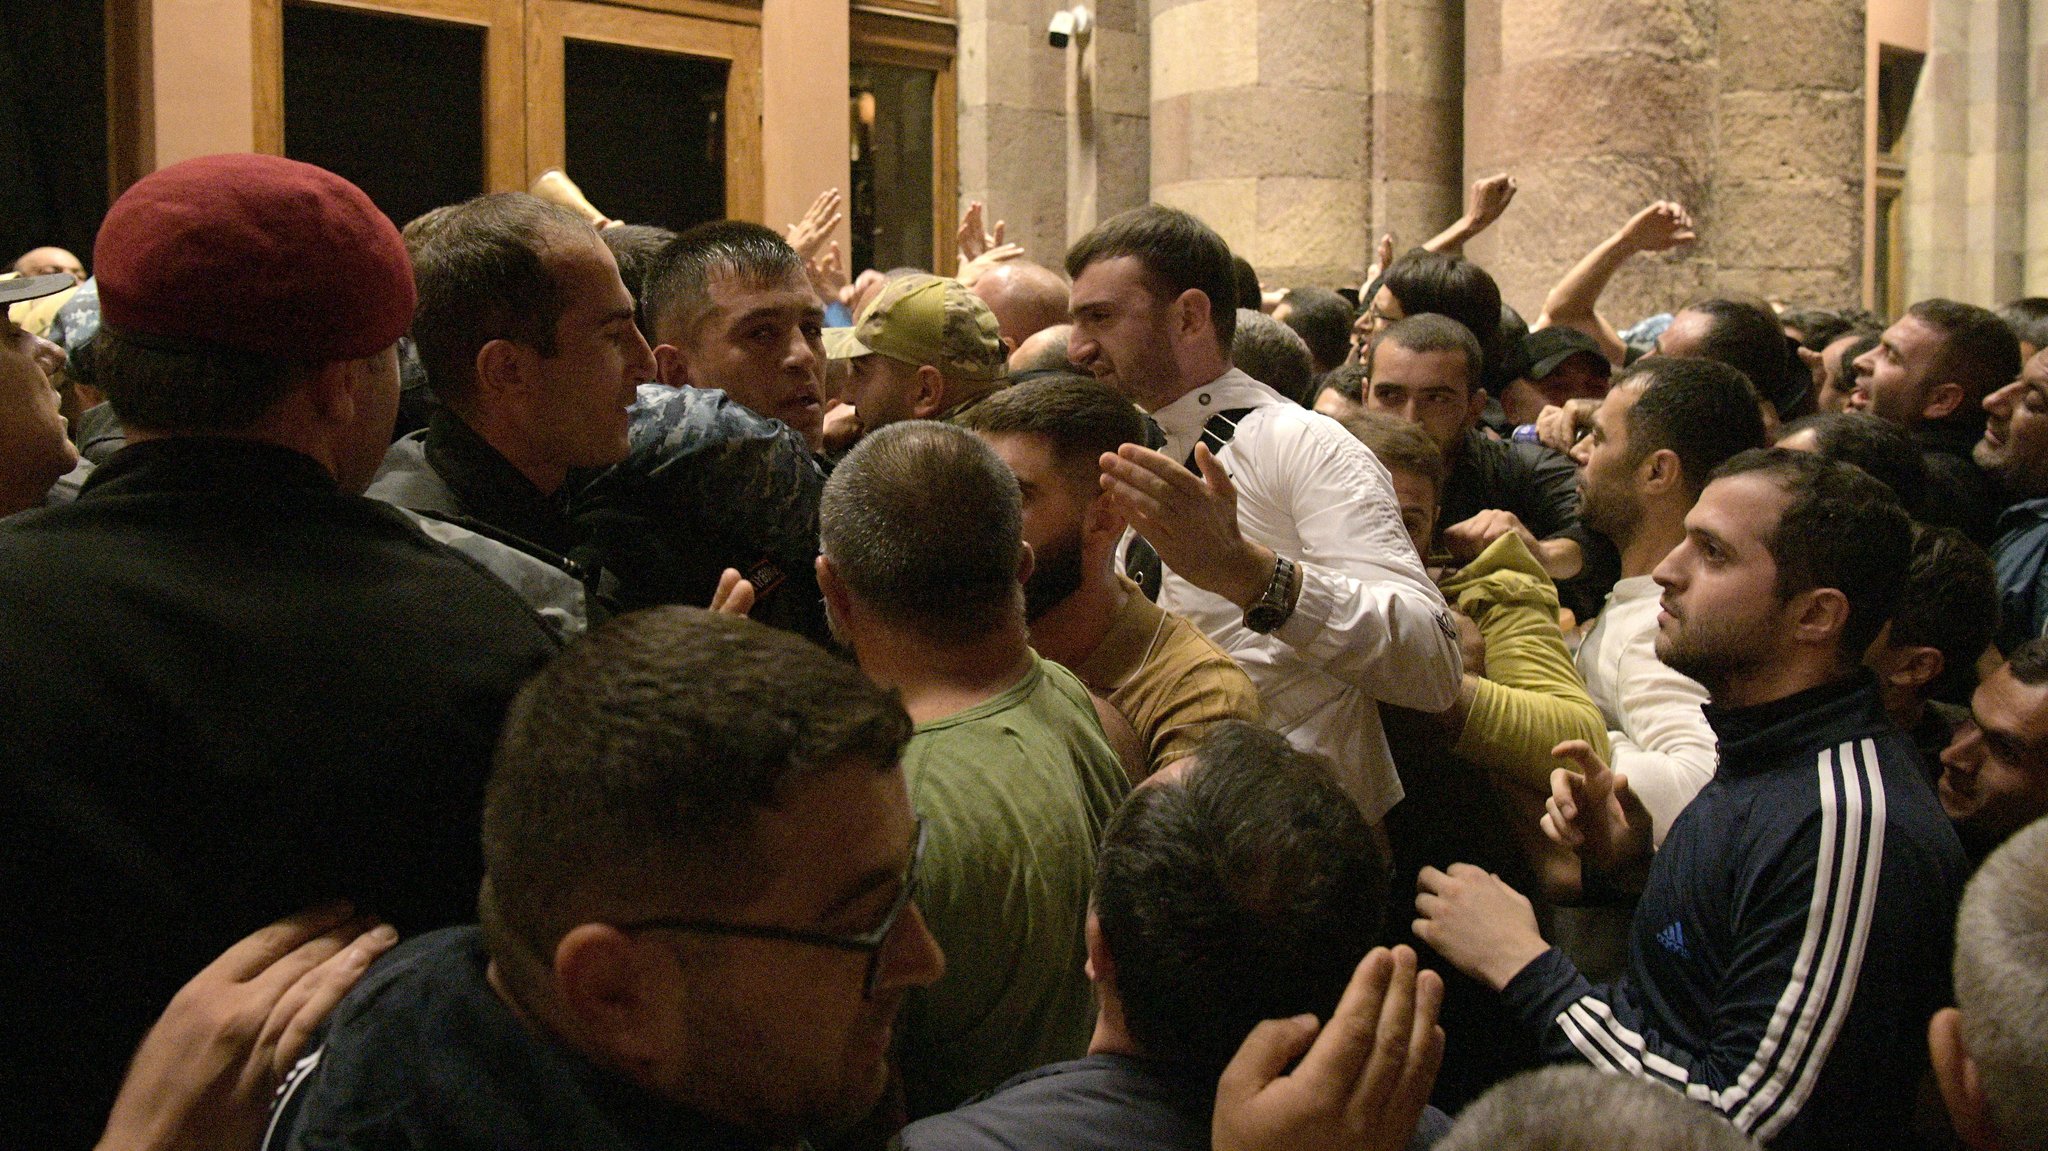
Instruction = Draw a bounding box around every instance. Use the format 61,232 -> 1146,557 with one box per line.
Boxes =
898,654 -> 1131,1118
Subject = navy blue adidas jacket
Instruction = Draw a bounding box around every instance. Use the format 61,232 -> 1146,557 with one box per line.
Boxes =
1501,674 -> 1966,1149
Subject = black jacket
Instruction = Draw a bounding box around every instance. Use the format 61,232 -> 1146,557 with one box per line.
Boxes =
0,439 -> 562,1148
1501,675 -> 1966,1149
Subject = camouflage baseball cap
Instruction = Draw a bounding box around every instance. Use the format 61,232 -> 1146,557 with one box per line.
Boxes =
831,273 -> 1007,383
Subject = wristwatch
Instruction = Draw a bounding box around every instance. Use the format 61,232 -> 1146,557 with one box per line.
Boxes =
1243,554 -> 1298,633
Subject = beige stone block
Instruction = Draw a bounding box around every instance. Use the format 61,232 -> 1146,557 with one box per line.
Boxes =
1177,87 -> 1368,182
1714,266 -> 1861,311
1375,0 -> 1464,98
1153,0 -> 1259,101
1462,72 -> 1501,175
1093,0 -> 1144,33
984,19 -> 1069,111
957,104 -> 991,189
1261,0 -> 1370,94
956,22 -> 994,106
1096,113 -> 1153,221
1154,178 -> 1262,254
1483,54 -> 1715,173
1094,28 -> 1151,118
1254,176 -> 1369,282
1718,90 -> 1862,182
1465,0 -> 1501,80
1374,177 -> 1464,253
1601,256 -> 1716,323
1718,0 -> 1862,92
1373,91 -> 1462,185
978,104 -> 1069,258
1713,179 -> 1862,271
1496,0 -> 1710,71
1152,93 -> 1191,185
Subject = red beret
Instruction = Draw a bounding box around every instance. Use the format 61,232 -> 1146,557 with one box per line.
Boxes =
95,153 -> 415,363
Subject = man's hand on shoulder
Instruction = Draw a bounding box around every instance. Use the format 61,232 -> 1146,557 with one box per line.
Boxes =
1213,945 -> 1443,1151
1100,442 -> 1275,612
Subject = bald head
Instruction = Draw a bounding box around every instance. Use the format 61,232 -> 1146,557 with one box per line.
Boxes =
971,261 -> 1070,350
13,247 -> 84,283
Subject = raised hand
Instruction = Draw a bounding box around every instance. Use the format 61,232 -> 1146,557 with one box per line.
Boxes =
1465,173 -> 1518,232
785,188 -> 845,261
1617,200 -> 1697,254
957,200 -> 1007,262
1213,946 -> 1444,1151
1542,739 -> 1650,872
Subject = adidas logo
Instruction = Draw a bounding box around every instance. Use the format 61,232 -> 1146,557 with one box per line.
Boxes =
1657,921 -> 1691,958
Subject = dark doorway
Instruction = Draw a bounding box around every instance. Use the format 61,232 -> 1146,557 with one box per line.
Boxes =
564,40 -> 727,232
0,0 -> 109,273
282,1 -> 485,231
849,61 -> 934,274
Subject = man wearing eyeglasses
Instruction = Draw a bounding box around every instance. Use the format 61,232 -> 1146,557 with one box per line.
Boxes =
264,607 -> 947,1151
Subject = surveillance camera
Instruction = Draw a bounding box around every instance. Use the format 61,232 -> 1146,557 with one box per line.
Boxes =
1048,6 -> 1090,48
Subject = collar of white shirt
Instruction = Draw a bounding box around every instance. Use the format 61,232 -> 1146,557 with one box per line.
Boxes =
1150,367 -> 1281,458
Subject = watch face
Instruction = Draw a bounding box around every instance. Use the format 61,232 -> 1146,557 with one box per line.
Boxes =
1245,603 -> 1286,633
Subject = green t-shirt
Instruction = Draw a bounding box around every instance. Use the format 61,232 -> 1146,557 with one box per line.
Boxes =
898,655 -> 1131,1118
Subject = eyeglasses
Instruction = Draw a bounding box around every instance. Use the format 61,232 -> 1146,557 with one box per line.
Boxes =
615,820 -> 927,999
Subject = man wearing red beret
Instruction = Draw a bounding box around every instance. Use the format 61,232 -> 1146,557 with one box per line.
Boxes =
0,153 -> 564,1147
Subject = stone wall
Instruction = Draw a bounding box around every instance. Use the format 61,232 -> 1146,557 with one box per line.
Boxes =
1463,0 -> 1863,323
1903,0 -> 2032,304
1149,0 -> 1371,287
957,0 -> 1147,268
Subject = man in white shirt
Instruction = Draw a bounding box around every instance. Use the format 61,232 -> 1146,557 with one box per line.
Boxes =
1567,356 -> 1768,842
1065,205 -> 1461,822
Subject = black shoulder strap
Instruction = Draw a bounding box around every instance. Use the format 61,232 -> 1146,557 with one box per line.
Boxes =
1183,408 -> 1257,473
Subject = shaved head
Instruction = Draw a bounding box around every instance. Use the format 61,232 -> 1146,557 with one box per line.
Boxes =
971,261 -> 1070,350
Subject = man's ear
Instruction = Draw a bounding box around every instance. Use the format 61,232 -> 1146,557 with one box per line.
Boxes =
1016,539 -> 1035,587
1930,1007 -> 2001,1150
301,359 -> 358,426
1883,644 -> 1946,693
1465,387 -> 1487,428
909,365 -> 948,419
1923,380 -> 1967,423
1638,447 -> 1684,496
1174,289 -> 1212,343
1083,485 -> 1129,543
817,554 -> 853,623
652,343 -> 689,389
553,924 -> 674,1068
1788,587 -> 1853,651
475,338 -> 529,399
1084,908 -> 1114,988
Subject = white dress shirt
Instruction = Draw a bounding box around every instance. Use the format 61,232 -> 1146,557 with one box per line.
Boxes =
1575,573 -> 1717,845
1143,369 -> 1462,820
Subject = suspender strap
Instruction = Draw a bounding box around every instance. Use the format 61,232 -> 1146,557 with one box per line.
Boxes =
1184,408 -> 1257,473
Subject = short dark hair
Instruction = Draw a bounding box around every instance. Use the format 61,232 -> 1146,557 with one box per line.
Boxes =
1232,309 -> 1317,405
1372,313 -> 1484,395
1437,1067 -> 1764,1151
92,324 -> 310,432
1620,357 -> 1769,496
1321,362 -> 1367,402
2006,636 -> 2048,686
1066,205 -> 1238,349
1230,255 -> 1263,312
481,607 -> 912,957
1279,287 -> 1354,372
408,193 -> 590,406
1776,410 -> 1929,514
820,420 -> 1024,645
1679,296 -> 1801,413
1909,298 -> 2023,434
1782,307 -> 1859,352
1338,409 -> 1446,496
1997,297 -> 2048,351
642,220 -> 806,346
1094,721 -> 1388,1078
1381,250 -> 1503,378
957,372 -> 1145,491
1893,524 -> 1998,703
600,223 -> 679,334
1711,448 -> 1915,662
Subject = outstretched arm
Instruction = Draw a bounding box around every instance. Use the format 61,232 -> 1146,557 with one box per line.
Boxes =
1423,173 -> 1518,255
1538,201 -> 1696,366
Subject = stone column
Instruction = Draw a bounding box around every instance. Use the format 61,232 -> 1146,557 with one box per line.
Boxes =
957,0 -> 1073,264
1462,0 -> 1717,320
1906,0 -> 2028,305
1371,0 -> 1463,263
2027,0 -> 2048,293
1714,0 -> 1865,306
1149,0 -> 1369,287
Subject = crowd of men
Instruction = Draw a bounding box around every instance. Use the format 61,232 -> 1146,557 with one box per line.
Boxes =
7,154 -> 2048,1151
